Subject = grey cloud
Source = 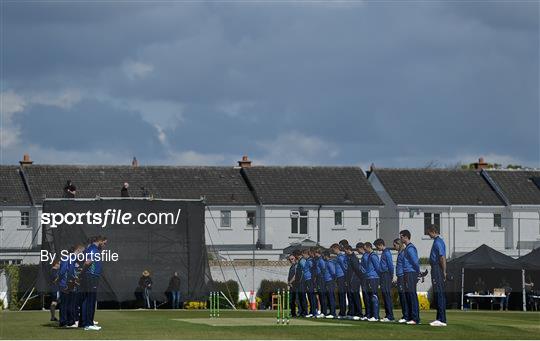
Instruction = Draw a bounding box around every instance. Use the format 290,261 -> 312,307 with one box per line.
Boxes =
1,2 -> 538,167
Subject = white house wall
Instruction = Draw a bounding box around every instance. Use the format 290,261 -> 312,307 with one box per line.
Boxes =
397,207 -> 506,257
511,209 -> 540,249
0,207 -> 39,251
368,173 -> 399,246
262,206 -> 380,250
204,206 -> 259,247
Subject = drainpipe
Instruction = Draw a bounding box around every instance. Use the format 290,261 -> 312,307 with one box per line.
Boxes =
317,205 -> 322,245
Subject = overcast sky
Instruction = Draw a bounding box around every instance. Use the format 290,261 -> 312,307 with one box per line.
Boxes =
1,1 -> 538,168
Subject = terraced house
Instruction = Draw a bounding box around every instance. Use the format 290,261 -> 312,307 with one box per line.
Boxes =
1,154 -> 539,264
0,155 -> 383,263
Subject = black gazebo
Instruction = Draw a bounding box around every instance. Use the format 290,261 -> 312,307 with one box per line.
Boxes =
447,244 -> 524,310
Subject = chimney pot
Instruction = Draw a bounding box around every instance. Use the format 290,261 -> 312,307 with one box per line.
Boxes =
19,153 -> 33,166
238,155 -> 252,168
474,157 -> 488,170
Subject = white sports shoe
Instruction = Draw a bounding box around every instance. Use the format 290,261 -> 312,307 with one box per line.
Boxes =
406,320 -> 417,325
398,318 -> 407,323
380,318 -> 392,322
93,321 -> 99,325
361,316 -> 368,321
66,324 -> 78,328
316,314 -> 325,318
325,315 -> 334,319
352,316 -> 360,321
84,325 -> 101,331
368,317 -> 378,322
305,314 -> 313,318
430,320 -> 447,327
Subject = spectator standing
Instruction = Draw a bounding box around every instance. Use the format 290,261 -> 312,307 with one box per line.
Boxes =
168,272 -> 181,309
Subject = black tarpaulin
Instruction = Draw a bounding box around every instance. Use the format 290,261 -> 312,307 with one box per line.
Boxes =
38,198 -> 212,302
519,247 -> 540,271
447,244 -> 521,270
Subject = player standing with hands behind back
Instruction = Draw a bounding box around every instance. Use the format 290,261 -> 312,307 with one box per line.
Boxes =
427,225 -> 447,327
400,230 -> 420,325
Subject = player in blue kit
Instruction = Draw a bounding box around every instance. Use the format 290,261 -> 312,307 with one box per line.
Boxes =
301,248 -> 317,317
322,250 -> 337,318
427,225 -> 447,327
358,242 -> 371,320
330,243 -> 348,318
400,229 -> 421,325
375,238 -> 394,322
313,248 -> 327,318
58,247 -> 75,328
297,250 -> 308,317
80,235 -> 107,331
393,238 -> 409,323
344,245 -> 362,320
363,242 -> 381,322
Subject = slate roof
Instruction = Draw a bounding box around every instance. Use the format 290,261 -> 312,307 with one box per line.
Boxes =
372,168 -> 504,206
484,170 -> 540,205
20,165 -> 256,205
241,166 -> 383,206
0,166 -> 31,206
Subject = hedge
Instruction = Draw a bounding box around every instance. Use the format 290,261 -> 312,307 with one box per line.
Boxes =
212,280 -> 239,308
0,264 -> 42,310
257,279 -> 288,309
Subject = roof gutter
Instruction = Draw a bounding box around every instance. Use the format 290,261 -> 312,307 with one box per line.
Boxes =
480,169 -> 511,206
18,166 -> 35,206
239,168 -> 262,205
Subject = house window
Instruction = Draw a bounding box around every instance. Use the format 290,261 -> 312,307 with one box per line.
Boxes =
334,211 -> 343,226
0,259 -> 22,265
246,210 -> 256,227
291,211 -> 308,234
220,210 -> 231,228
467,213 -> 476,228
361,211 -> 369,226
20,211 -> 29,226
424,213 -> 441,235
494,214 -> 502,228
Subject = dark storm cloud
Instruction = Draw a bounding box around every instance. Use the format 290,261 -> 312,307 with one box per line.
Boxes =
1,1 -> 538,167
15,98 -> 165,159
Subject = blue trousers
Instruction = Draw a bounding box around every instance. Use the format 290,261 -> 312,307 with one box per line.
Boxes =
380,272 -> 394,320
431,265 -> 446,323
367,278 -> 380,320
298,282 -> 308,316
317,278 -> 327,315
289,287 -> 298,317
171,291 -> 181,309
59,290 -> 76,326
81,274 -> 99,327
336,277 -> 347,316
404,272 -> 420,323
397,275 -> 409,320
325,280 -> 337,316
305,279 -> 317,315
361,279 -> 371,317
348,280 -> 362,316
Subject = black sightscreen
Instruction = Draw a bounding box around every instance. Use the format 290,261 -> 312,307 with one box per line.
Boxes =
38,199 -> 212,303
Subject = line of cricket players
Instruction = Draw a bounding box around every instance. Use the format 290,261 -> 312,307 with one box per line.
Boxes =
49,235 -> 107,331
286,225 -> 448,327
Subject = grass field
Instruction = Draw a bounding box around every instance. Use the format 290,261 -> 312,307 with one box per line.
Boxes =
0,309 -> 539,339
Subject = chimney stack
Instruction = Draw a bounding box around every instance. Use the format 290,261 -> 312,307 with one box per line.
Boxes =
238,155 -> 252,168
19,153 -> 33,166
473,157 -> 488,170
132,157 -> 139,167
